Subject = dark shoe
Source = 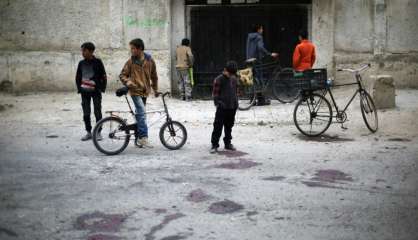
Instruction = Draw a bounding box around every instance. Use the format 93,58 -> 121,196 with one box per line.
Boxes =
210,146 -> 218,154
81,132 -> 92,141
225,144 -> 236,151
256,98 -> 271,106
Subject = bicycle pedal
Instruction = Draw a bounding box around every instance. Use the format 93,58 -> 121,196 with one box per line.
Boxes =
341,125 -> 348,130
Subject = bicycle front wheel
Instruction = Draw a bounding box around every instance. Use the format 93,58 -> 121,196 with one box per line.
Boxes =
159,121 -> 187,150
360,90 -> 378,133
237,83 -> 256,111
293,92 -> 332,137
92,116 -> 130,155
273,68 -> 300,103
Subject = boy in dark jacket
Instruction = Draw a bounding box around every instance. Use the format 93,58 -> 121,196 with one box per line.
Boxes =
75,42 -> 107,141
210,61 -> 239,153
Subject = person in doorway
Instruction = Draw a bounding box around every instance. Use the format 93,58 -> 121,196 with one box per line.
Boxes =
175,38 -> 194,101
292,29 -> 316,71
75,42 -> 107,141
119,38 -> 159,148
246,24 -> 278,106
210,61 -> 239,154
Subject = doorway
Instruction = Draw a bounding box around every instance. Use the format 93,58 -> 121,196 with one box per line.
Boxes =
189,4 -> 309,97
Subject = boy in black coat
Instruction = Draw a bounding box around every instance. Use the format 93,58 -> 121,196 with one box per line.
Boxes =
210,61 -> 239,153
75,42 -> 107,141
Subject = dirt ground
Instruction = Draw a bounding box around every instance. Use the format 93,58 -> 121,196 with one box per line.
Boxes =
0,89 -> 417,240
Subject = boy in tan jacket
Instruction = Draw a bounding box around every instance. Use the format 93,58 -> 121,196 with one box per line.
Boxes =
119,38 -> 158,148
175,38 -> 194,101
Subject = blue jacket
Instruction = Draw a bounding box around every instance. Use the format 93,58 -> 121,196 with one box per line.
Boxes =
246,32 -> 271,60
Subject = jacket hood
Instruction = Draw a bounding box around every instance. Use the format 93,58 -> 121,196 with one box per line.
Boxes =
248,32 -> 261,41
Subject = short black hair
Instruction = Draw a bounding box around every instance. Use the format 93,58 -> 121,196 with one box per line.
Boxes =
251,24 -> 263,33
81,42 -> 95,52
129,38 -> 145,50
299,29 -> 308,39
181,38 -> 190,46
225,61 -> 238,75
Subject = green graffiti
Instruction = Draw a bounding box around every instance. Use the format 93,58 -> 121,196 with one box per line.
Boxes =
124,16 -> 167,28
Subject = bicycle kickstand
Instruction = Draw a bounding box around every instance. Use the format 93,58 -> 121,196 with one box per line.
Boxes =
340,123 -> 348,131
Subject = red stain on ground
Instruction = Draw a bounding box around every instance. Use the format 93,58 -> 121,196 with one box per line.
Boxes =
208,200 -> 244,214
214,159 -> 260,169
186,189 -> 211,203
87,234 -> 121,240
75,212 -> 126,232
217,150 -> 248,158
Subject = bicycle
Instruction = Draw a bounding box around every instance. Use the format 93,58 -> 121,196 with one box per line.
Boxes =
237,58 -> 295,110
293,64 -> 378,137
92,87 -> 187,155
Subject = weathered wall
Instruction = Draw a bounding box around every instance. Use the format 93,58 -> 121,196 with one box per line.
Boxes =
312,0 -> 418,88
0,0 -> 171,93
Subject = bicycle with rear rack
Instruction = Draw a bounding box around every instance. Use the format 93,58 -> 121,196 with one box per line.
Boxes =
92,87 -> 187,155
237,58 -> 297,110
293,64 -> 378,137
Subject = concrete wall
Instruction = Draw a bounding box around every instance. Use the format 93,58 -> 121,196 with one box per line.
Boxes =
0,0 -> 171,93
1,0 -> 418,93
312,0 -> 418,88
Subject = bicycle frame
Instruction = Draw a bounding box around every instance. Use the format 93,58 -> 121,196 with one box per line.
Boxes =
105,92 -> 173,135
321,65 -> 369,119
247,59 -> 281,92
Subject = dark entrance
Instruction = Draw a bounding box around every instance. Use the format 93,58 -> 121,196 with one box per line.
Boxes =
189,4 -> 309,98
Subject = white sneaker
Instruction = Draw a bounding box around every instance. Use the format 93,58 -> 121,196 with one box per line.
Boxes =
138,137 -> 153,148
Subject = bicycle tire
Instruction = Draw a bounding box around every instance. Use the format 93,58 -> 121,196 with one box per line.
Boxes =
360,90 -> 378,133
293,93 -> 332,137
92,116 -> 130,155
159,121 -> 187,150
273,68 -> 300,103
237,83 -> 256,111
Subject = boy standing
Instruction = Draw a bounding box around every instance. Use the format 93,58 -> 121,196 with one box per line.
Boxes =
210,61 -> 239,153
75,42 -> 107,141
175,38 -> 194,101
119,38 -> 158,148
292,29 -> 316,72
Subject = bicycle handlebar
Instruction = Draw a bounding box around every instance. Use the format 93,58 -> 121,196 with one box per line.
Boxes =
337,63 -> 371,73
156,91 -> 170,98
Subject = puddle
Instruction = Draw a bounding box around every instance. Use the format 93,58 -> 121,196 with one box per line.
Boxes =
46,135 -> 59,138
298,134 -> 354,142
387,138 -> 411,142
0,227 -> 18,237
311,169 -> 353,183
75,212 -> 126,232
208,200 -> 244,214
160,235 -> 188,240
217,150 -> 248,158
262,176 -> 286,181
144,213 -> 186,240
186,189 -> 211,203
214,159 -> 260,169
87,234 -> 121,240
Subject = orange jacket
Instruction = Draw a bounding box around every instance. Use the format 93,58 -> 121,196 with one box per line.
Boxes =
293,40 -> 316,71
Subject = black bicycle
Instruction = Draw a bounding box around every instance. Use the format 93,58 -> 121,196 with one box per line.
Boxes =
237,58 -> 296,110
92,88 -> 187,155
293,64 -> 378,137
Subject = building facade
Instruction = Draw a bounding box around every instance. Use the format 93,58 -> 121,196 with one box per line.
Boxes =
0,0 -> 417,94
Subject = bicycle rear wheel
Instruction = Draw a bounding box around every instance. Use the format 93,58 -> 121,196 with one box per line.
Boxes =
360,90 -> 378,133
159,121 -> 187,150
273,68 -> 300,103
92,116 -> 130,155
237,83 -> 256,111
293,92 -> 332,137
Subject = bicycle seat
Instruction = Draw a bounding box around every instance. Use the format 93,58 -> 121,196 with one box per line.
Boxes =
245,58 -> 257,64
115,86 -> 129,97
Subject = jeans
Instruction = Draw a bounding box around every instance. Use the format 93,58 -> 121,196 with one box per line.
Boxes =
211,108 -> 237,148
131,96 -> 148,138
177,69 -> 192,99
81,91 -> 102,132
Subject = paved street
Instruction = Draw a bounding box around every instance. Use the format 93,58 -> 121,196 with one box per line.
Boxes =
0,89 -> 417,240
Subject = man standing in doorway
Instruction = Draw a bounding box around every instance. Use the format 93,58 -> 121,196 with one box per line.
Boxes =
246,24 -> 278,106
176,38 -> 194,101
292,29 -> 316,71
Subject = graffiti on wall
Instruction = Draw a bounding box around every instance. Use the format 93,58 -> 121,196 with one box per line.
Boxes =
124,16 -> 167,28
